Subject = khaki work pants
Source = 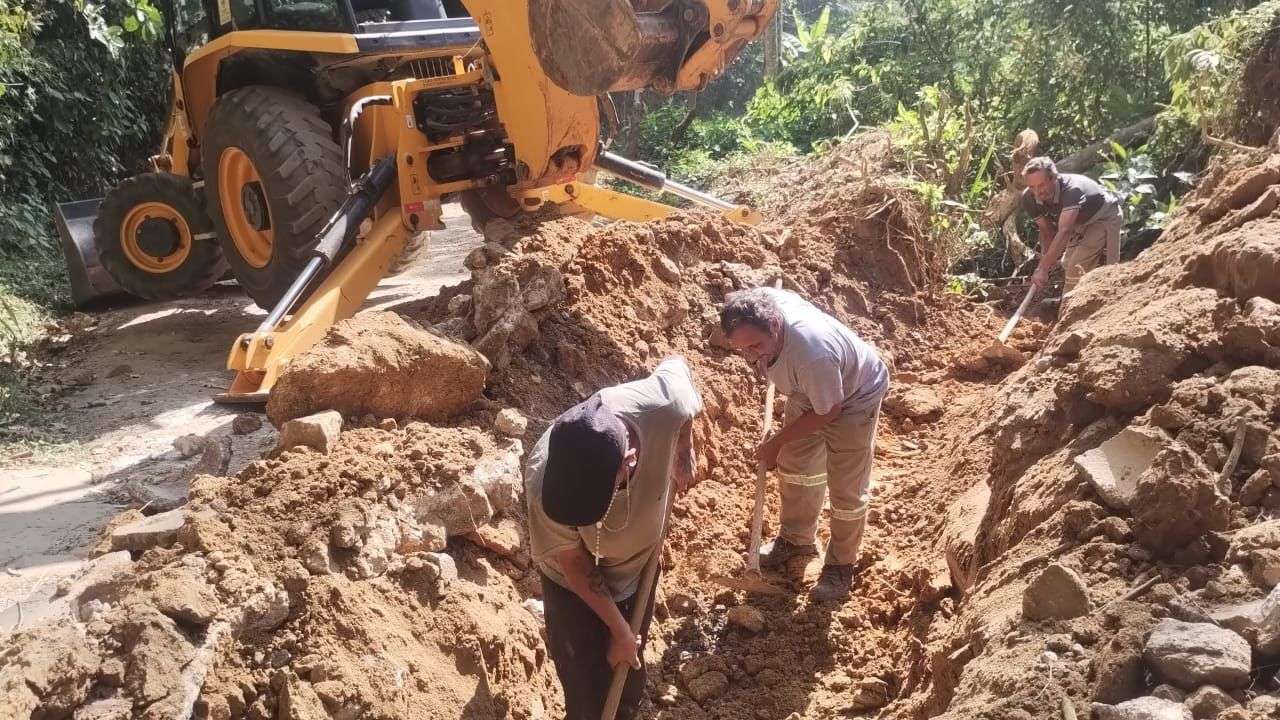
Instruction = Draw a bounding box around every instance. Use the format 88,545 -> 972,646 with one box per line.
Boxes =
775,397 -> 881,566
1062,209 -> 1122,295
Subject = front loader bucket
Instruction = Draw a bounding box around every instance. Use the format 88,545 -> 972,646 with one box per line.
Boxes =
52,199 -> 123,307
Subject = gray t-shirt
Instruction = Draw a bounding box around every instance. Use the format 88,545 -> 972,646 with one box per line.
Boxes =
764,288 -> 888,415
1021,172 -> 1119,225
526,357 -> 702,600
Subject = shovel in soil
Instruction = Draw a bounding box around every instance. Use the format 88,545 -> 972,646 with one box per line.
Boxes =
980,283 -> 1037,364
709,378 -> 788,596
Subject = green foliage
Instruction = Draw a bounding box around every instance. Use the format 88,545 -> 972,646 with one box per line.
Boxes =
1164,1 -> 1280,138
0,0 -> 169,309
1097,144 -> 1194,234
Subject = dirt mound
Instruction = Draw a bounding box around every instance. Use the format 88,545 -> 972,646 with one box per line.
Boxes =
894,149 -> 1280,719
266,311 -> 489,427
0,419 -> 559,719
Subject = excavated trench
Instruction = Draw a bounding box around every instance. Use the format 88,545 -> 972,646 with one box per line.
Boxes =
6,136 -> 1280,720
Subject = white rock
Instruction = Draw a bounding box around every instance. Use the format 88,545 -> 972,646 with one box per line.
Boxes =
1143,619 -> 1251,689
173,433 -> 206,459
494,408 -> 528,437
1091,696 -> 1192,720
279,410 -> 343,454
110,508 -> 186,552
1074,426 -> 1164,511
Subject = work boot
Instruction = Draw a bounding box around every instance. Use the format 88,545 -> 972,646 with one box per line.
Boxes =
810,563 -> 856,603
758,536 -> 818,570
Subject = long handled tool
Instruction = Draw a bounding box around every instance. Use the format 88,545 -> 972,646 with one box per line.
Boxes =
998,284 -> 1037,344
709,378 -> 788,596
600,489 -> 676,720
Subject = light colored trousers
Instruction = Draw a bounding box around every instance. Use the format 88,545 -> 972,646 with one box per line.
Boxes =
1062,208 -> 1122,294
775,397 -> 882,566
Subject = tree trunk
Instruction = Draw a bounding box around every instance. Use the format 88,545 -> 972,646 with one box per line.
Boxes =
764,0 -> 783,78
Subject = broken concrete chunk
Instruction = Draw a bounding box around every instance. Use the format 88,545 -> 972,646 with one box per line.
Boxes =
1091,696 -> 1192,720
110,508 -> 186,553
279,410 -> 343,454
494,408 -> 528,437
1144,619 -> 1251,690
1022,563 -> 1092,621
1184,685 -> 1238,719
1074,426 -> 1164,511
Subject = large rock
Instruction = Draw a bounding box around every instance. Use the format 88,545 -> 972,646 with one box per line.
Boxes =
111,508 -> 186,553
1074,426 -> 1164,511
1254,582 -> 1280,654
1131,444 -> 1230,556
884,386 -> 944,421
941,480 -> 990,593
1143,619 -> 1251,689
1184,685 -> 1238,719
267,312 -> 489,426
1022,563 -> 1092,620
278,410 -> 343,454
412,445 -> 521,536
1091,697 -> 1192,720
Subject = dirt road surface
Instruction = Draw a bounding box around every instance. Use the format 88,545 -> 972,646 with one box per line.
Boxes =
0,204 -> 482,621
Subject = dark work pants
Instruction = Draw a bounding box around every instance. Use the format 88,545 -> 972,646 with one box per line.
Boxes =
540,572 -> 658,720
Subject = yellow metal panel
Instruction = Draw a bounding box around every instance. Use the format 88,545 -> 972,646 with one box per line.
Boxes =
462,0 -> 599,187
154,70 -> 195,176
223,211 -> 411,398
520,183 -> 762,225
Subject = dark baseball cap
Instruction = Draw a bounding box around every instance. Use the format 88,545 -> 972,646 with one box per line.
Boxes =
541,395 -> 628,527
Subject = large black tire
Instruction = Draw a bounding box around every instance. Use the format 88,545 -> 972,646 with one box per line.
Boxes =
94,173 -> 227,301
202,86 -> 345,309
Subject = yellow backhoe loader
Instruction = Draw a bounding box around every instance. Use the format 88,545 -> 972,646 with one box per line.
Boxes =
55,0 -> 776,402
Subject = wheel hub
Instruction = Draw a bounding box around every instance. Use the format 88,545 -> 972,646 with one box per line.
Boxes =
218,146 -> 274,269
120,202 -> 192,274
135,216 -> 182,259
240,182 -> 270,231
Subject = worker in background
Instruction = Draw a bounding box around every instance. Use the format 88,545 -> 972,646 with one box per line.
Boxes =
719,287 -> 888,602
526,357 -> 702,720
1022,156 -> 1124,300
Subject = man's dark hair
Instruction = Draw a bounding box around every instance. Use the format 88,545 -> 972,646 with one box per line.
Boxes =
720,288 -> 783,336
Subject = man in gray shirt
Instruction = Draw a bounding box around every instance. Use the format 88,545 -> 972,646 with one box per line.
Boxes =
720,287 -> 889,602
1022,156 -> 1123,297
526,357 -> 701,719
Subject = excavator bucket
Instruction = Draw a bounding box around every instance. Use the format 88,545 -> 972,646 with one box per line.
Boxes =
52,199 -> 124,307
524,0 -> 696,95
